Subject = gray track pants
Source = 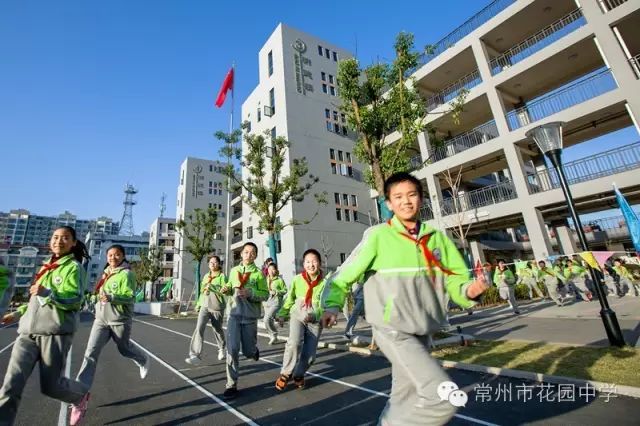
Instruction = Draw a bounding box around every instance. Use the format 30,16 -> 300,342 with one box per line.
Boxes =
345,298 -> 364,336
76,320 -> 147,389
498,285 -> 519,312
280,319 -> 322,378
263,301 -> 281,339
225,316 -> 258,389
190,307 -> 225,357
373,327 -> 456,426
542,278 -> 565,306
522,277 -> 544,299
568,278 -> 591,301
0,334 -> 88,425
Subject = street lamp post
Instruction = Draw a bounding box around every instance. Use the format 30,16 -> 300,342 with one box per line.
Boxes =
526,122 -> 625,347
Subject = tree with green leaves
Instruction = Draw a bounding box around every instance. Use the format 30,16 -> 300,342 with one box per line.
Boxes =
176,207 -> 218,299
131,245 -> 165,300
338,32 -> 466,219
217,125 -> 326,265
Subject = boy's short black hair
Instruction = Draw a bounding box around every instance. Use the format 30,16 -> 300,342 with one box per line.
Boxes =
383,172 -> 423,200
242,242 -> 258,254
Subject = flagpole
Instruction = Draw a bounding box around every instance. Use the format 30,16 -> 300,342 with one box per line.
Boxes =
223,63 -> 235,275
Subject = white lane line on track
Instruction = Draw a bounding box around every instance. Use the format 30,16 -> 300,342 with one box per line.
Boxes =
134,319 -> 499,426
57,345 -> 72,426
0,341 -> 15,355
129,338 -> 259,426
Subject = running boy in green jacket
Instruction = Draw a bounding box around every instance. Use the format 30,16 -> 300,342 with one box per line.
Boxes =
320,172 -> 489,426
221,242 -> 268,400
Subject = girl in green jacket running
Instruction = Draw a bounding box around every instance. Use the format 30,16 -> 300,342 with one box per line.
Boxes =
0,226 -> 91,426
613,258 -> 640,297
263,262 -> 287,345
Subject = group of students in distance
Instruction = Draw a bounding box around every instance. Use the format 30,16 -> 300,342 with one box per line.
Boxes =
0,172 -> 495,426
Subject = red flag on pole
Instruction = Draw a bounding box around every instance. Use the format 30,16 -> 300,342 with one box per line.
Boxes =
215,67 -> 234,108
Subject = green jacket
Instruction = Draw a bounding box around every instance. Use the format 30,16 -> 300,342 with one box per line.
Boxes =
537,266 -> 562,285
96,262 -> 136,325
493,268 -> 516,287
278,273 -> 327,322
197,271 -> 227,311
517,267 -> 535,280
564,265 -> 588,281
613,265 -> 635,281
265,276 -> 287,307
18,253 -> 86,335
225,263 -> 268,319
322,215 -> 475,336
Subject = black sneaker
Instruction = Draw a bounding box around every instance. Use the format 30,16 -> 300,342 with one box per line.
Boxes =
223,387 -> 238,400
253,348 -> 260,361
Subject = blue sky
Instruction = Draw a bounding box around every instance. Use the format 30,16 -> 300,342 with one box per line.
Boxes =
1,0 -> 636,232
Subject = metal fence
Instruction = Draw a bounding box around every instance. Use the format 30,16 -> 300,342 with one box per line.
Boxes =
429,120 -> 499,163
629,54 -> 640,79
425,69 -> 482,112
597,0 -> 628,12
441,180 -> 517,215
409,154 -> 424,171
489,9 -> 586,75
231,211 -> 242,221
505,68 -> 617,131
526,141 -> 640,194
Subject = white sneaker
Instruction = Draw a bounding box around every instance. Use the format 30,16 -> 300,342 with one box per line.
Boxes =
218,349 -> 225,361
185,354 -> 201,366
139,354 -> 150,379
268,336 -> 277,345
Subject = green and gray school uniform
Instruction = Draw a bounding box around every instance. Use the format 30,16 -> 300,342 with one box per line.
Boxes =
189,271 -> 227,358
278,273 -> 327,378
517,267 -> 544,299
564,265 -> 592,301
263,275 -> 287,339
613,265 -> 640,297
0,254 -> 89,425
224,263 -> 268,389
537,266 -> 565,306
493,268 -> 519,313
76,262 -> 147,389
323,216 -> 476,426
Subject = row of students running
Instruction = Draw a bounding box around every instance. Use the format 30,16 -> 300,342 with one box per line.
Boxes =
1,171 -> 492,425
0,227 -> 149,426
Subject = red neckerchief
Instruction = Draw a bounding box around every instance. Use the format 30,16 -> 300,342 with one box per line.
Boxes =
33,256 -> 62,287
387,219 -> 454,282
302,270 -> 322,307
237,270 -> 251,288
95,269 -> 116,294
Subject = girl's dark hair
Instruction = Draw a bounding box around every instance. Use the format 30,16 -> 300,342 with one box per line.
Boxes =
267,262 -> 279,273
208,254 -> 222,263
103,244 -> 127,269
55,226 -> 91,263
303,249 -> 322,264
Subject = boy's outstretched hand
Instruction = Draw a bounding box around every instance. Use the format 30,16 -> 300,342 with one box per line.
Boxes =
466,275 -> 490,300
320,311 -> 338,328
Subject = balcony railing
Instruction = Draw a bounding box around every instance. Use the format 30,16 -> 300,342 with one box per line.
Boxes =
420,200 -> 435,221
526,141 -> 640,194
629,54 -> 640,79
231,211 -> 242,221
409,154 -> 424,171
505,68 -> 617,131
415,0 -> 516,69
231,190 -> 241,199
231,234 -> 242,244
597,0 -> 628,13
442,180 -> 517,215
429,120 -> 499,163
425,69 -> 482,112
489,9 -> 586,75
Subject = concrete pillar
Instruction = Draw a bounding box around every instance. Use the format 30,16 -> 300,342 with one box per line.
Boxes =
470,38 -> 511,136
506,227 -> 517,242
555,225 -> 579,256
522,208 -> 555,259
426,173 -> 444,223
417,130 -> 431,161
469,240 -> 486,264
503,143 -> 532,200
580,0 -> 640,133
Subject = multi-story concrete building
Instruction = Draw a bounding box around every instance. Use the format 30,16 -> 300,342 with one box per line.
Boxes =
238,24 -> 375,282
0,245 -> 50,294
0,209 -> 119,246
386,0 -> 640,263
149,217 -> 177,299
85,232 -> 149,290
173,157 -> 228,301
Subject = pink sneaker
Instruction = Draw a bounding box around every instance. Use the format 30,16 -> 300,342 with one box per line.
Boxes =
70,392 -> 90,426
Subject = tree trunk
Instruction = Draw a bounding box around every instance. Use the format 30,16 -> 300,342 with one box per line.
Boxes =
377,197 -> 393,221
194,260 -> 202,303
268,233 -> 278,266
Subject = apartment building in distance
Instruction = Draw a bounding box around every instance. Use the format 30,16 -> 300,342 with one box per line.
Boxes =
380,0 -> 640,263
173,157 -> 228,301
238,24 -> 375,282
148,217 -> 177,299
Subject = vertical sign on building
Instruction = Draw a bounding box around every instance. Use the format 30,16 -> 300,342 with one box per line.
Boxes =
292,39 -> 314,95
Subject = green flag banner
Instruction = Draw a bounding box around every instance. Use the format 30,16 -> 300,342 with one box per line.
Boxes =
160,278 -> 173,298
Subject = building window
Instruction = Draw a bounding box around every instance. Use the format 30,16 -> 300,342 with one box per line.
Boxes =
326,121 -> 332,132
332,110 -> 338,121
341,113 -> 346,123
325,48 -> 330,58
209,189 -> 213,195
271,127 -> 276,140
322,84 -> 327,93
329,86 -> 336,96
334,193 -> 340,204
329,148 -> 335,160
342,126 -> 348,136
334,123 -> 340,133
318,45 -> 323,56
353,211 -> 359,222
247,226 -> 253,239
331,163 -> 337,174
321,71 -> 326,81
329,75 -> 334,84
269,88 -> 275,114
342,193 -> 349,205
336,208 -> 342,221
246,120 -> 252,132
257,106 -> 261,122
209,165 -> 213,172
267,50 -> 273,76
344,209 -> 351,222
325,108 -> 330,119
346,152 -> 352,162
351,195 -> 358,206
333,51 -> 338,62
338,150 -> 344,161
